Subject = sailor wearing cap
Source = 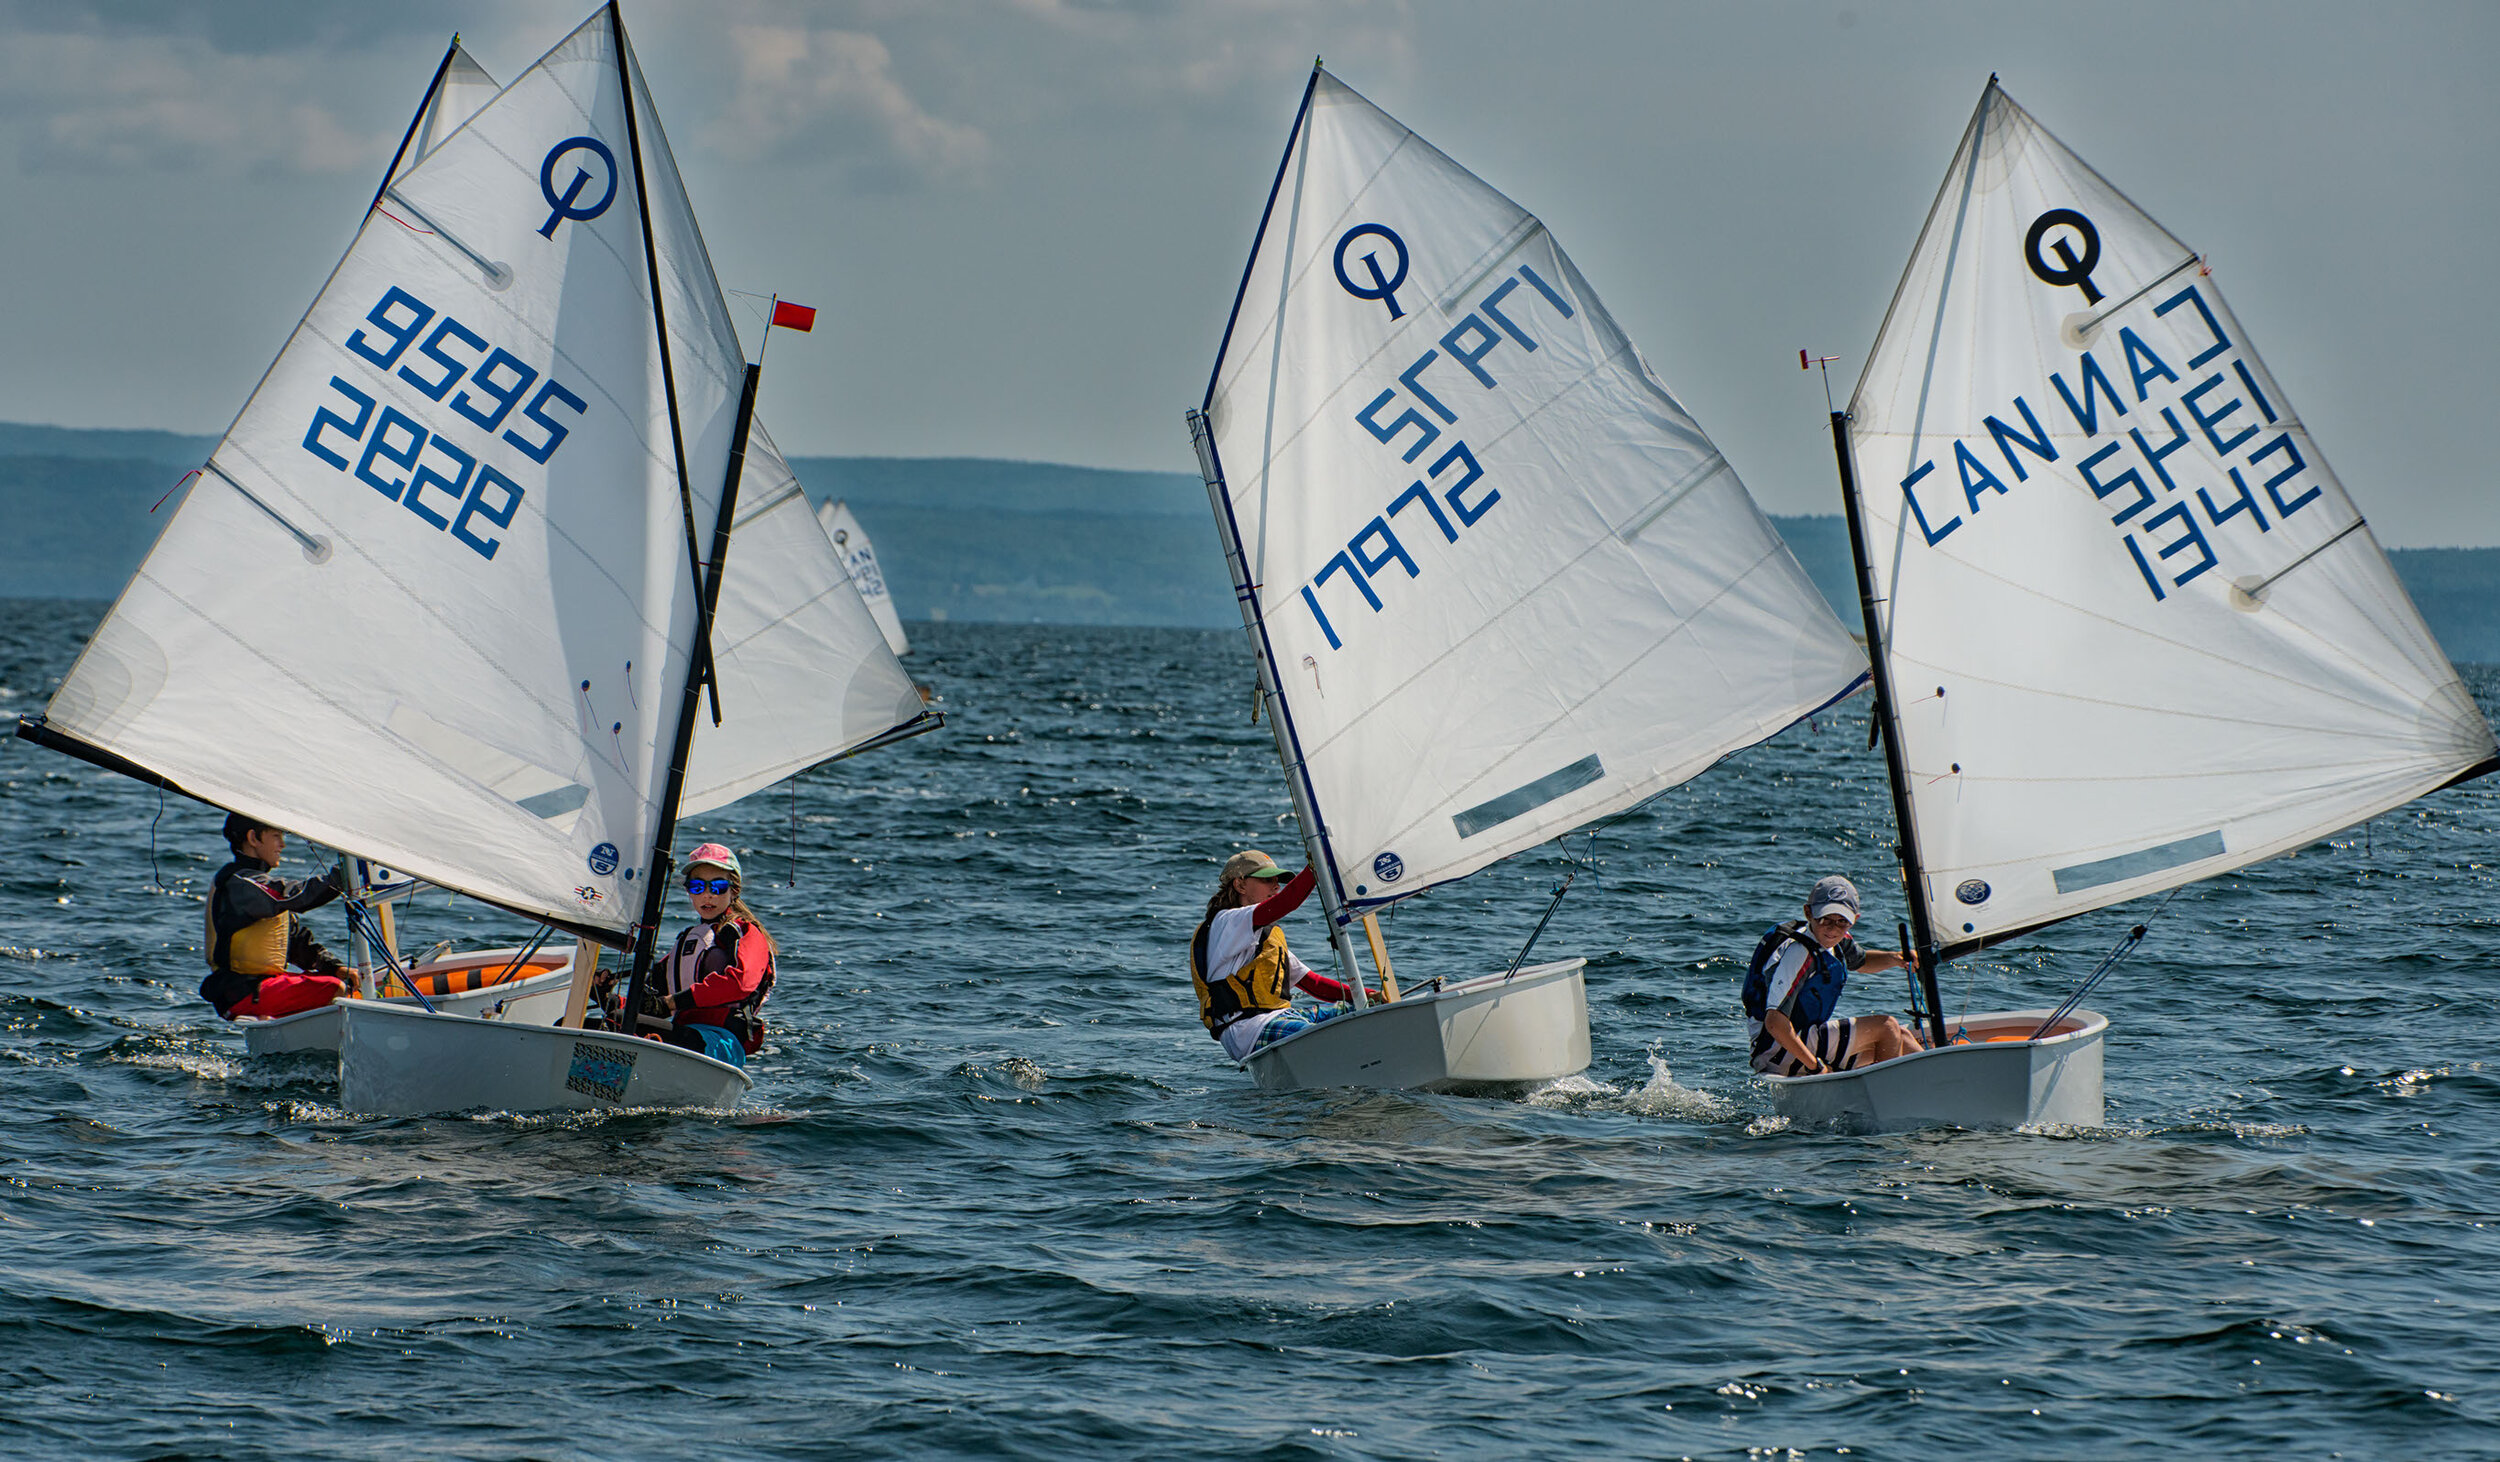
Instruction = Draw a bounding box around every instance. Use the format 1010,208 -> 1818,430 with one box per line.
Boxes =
1739,875 -> 1923,1078
1188,850 -> 1374,1062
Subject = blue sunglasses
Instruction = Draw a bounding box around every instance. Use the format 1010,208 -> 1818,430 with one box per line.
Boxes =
684,876 -> 734,896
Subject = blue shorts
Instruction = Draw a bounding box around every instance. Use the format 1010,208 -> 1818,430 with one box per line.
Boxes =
1249,1002 -> 1349,1052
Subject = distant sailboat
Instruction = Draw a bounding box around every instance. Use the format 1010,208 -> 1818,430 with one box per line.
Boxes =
16,6 -> 936,1113
1186,66 -> 1866,1093
1782,78 -> 2499,1129
817,499 -> 910,656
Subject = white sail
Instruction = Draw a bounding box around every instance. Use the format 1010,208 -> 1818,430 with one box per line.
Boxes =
40,9 -> 750,940
681,428 -> 926,814
816,499 -> 911,656
398,43 -> 501,178
1849,80 -> 2495,954
1201,70 -> 1864,908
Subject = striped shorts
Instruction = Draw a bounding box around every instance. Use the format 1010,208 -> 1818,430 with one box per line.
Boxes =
1751,1016 -> 1855,1077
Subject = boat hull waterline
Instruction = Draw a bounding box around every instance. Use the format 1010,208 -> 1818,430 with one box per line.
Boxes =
336,1001 -> 751,1117
236,949 -> 577,1056
1243,959 -> 1590,1094
1764,1008 -> 2107,1132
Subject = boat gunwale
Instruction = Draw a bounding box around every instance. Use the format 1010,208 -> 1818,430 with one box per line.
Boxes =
1759,1006 -> 2109,1088
1239,956 -> 1587,1069
337,999 -> 755,1089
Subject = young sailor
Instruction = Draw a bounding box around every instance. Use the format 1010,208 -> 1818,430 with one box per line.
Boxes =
646,843 -> 776,1065
1741,875 -> 1924,1077
200,813 -> 350,1021
1188,849 -> 1373,1062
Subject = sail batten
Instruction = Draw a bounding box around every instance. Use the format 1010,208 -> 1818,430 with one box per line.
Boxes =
1847,80 -> 2496,951
1201,70 -> 1866,908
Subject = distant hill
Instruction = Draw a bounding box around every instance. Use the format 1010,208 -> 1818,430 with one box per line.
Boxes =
5,424 -> 2499,660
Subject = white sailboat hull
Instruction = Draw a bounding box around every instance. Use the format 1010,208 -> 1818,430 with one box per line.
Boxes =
236,948 -> 577,1056
1765,1008 -> 2106,1132
1243,959 -> 1590,1094
336,1002 -> 751,1117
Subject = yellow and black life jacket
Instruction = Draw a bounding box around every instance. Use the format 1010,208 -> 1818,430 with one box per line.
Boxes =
1189,919 -> 1296,1035
204,875 -> 290,976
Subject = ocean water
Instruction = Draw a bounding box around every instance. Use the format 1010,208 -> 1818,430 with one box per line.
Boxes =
2,599 -> 2495,1460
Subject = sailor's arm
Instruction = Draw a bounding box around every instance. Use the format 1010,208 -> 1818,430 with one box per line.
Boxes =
1854,949 -> 1905,974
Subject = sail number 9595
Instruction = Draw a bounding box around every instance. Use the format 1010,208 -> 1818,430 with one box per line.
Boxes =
301,285 -> 588,562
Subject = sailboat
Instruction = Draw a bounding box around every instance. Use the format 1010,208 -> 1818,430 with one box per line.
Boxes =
1186,67 -> 1867,1093
1782,78 -> 2499,1130
817,499 -> 910,657
16,6 -> 935,1114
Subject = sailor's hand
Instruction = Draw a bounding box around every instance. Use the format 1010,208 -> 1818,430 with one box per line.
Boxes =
1801,1055 -> 1825,1075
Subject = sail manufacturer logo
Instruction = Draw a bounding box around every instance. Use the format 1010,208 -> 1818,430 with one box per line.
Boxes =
538,136 -> 619,239
1334,224 -> 1410,320
588,841 -> 620,876
1372,851 -> 1404,883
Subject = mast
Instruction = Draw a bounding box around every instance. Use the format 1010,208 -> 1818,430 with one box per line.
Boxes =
609,2 -> 756,1028
622,362 -> 762,1032
1829,411 -> 1949,1049
611,2 -> 720,726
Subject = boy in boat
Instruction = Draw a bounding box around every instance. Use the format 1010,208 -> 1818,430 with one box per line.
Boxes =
1189,850 -> 1374,1062
201,813 -> 351,1021
1741,875 -> 1924,1077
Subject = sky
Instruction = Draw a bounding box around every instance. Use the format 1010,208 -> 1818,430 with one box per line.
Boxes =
0,0 -> 2493,543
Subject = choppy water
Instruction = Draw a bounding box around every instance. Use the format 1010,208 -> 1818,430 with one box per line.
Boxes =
3,598 -> 2496,1459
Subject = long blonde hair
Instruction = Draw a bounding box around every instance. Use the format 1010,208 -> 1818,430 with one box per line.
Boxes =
718,882 -> 779,957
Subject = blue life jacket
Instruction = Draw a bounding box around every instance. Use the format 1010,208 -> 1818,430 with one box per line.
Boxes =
1741,921 -> 1849,1029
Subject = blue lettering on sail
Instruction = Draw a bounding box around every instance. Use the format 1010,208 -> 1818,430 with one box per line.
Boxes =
304,284 -> 586,562
1900,270 -> 2345,607
1303,260 -> 1572,653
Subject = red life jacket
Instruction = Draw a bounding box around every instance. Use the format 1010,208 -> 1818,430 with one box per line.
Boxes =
650,918 -> 776,1054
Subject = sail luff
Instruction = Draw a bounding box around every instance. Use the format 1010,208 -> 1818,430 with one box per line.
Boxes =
1188,409 -> 1369,1000
1199,65 -> 1322,416
371,39 -> 464,215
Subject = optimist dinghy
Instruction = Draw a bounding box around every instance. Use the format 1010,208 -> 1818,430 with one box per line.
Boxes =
1186,67 -> 1866,1094
1789,78 -> 2497,1131
16,7 -> 936,1114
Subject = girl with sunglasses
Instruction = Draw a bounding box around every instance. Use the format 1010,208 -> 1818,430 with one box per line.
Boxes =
642,842 -> 777,1065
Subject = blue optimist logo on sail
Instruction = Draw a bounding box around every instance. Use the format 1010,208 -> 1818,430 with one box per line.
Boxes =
1334,224 -> 1410,319
538,136 -> 619,238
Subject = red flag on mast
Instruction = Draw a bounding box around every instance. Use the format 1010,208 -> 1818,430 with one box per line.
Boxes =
770,300 -> 817,332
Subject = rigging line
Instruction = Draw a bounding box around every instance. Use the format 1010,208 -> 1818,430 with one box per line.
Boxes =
344,901 -> 435,1012
2024,885 -> 2184,1041
147,783 -> 166,893
1503,867 -> 1576,982
488,925 -> 556,989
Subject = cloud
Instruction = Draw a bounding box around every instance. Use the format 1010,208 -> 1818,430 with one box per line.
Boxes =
708,23 -> 990,190
0,30 -> 390,176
